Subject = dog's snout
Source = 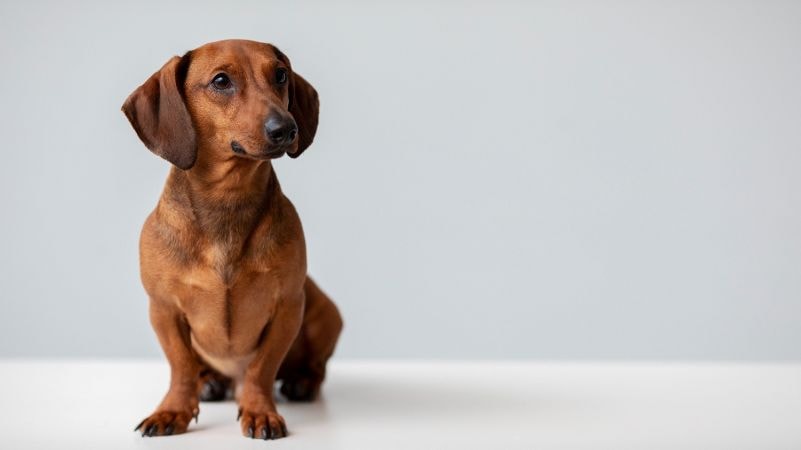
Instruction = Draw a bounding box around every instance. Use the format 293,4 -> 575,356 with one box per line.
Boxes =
264,115 -> 298,146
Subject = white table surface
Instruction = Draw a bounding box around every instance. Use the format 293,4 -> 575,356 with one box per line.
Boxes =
0,360 -> 798,449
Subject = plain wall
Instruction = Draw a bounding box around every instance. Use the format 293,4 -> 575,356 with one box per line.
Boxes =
1,0 -> 799,359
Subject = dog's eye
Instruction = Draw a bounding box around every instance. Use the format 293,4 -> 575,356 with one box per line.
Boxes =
275,68 -> 288,85
211,73 -> 232,91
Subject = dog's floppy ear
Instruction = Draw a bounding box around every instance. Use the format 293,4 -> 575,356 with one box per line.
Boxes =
121,53 -> 197,170
272,46 -> 319,158
287,71 -> 319,158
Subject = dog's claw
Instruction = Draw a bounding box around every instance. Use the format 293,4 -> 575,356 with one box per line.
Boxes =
135,410 -> 193,437
237,408 -> 243,421
239,408 -> 287,439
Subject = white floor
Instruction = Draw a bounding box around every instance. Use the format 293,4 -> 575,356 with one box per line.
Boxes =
0,360 -> 799,449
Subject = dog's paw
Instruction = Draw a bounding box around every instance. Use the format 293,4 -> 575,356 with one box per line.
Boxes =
134,410 -> 195,437
199,378 -> 229,402
280,377 -> 320,402
237,408 -> 288,440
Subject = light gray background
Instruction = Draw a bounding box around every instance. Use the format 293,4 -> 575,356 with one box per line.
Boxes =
1,0 -> 799,359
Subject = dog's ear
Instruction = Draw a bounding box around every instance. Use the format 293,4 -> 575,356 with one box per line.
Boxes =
121,53 -> 197,170
287,71 -> 319,158
289,72 -> 320,158
272,45 -> 319,158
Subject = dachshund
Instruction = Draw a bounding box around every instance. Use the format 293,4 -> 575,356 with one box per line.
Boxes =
122,39 -> 343,440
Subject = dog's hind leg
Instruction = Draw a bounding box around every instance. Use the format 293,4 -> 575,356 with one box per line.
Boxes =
277,277 -> 343,402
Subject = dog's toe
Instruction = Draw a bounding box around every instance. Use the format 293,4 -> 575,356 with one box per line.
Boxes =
238,409 -> 288,440
134,410 -> 193,437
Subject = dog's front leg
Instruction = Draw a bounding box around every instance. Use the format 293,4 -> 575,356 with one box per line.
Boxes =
135,298 -> 200,437
238,294 -> 304,440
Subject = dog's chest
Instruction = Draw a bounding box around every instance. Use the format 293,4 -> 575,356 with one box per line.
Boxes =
175,243 -> 281,357
205,241 -> 242,284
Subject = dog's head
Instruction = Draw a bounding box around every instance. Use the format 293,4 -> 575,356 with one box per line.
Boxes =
122,40 -> 319,170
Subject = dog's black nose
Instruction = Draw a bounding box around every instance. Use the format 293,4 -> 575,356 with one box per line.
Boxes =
264,116 -> 298,145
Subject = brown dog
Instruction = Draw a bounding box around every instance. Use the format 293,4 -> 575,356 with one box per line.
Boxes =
122,39 -> 343,440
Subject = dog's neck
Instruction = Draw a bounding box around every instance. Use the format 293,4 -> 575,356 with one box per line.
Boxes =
164,152 -> 280,245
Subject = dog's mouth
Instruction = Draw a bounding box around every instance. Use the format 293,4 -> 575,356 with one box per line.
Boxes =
231,141 -> 286,160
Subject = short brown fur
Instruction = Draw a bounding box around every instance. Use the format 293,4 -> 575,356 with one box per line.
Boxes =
123,40 -> 342,440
